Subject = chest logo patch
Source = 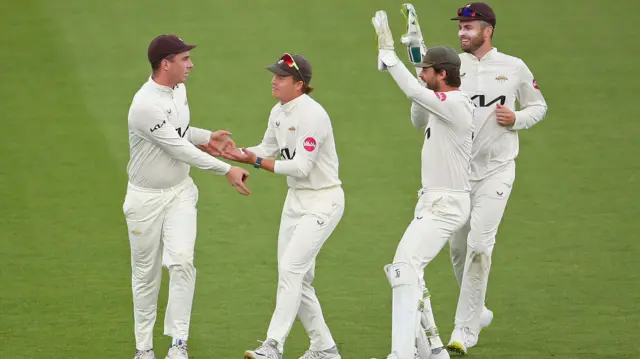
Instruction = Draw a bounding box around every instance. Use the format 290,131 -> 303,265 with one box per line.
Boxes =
303,137 -> 317,152
495,71 -> 508,82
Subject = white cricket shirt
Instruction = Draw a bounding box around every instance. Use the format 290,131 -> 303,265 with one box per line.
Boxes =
459,48 -> 548,181
247,94 -> 341,190
386,58 -> 475,192
126,77 -> 231,189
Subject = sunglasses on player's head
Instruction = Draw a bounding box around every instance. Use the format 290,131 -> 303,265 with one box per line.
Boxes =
280,53 -> 306,83
457,7 -> 485,19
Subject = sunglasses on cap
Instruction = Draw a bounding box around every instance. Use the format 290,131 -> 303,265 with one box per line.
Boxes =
457,7 -> 488,21
279,53 -> 306,83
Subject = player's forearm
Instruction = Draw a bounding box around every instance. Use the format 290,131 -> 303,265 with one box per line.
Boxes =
246,145 -> 276,160
386,58 -> 425,101
253,158 -> 275,173
166,143 -> 231,174
188,126 -> 211,146
511,104 -> 548,130
272,158 -> 312,178
150,130 -> 231,174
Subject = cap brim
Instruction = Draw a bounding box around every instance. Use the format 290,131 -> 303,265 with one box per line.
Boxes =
181,44 -> 197,52
265,64 -> 293,76
451,16 -> 494,26
265,64 -> 306,82
451,16 -> 475,21
414,62 -> 435,68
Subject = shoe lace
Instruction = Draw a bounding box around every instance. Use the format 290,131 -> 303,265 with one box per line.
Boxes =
135,349 -> 154,359
255,340 -> 279,357
172,342 -> 188,356
301,350 -> 323,359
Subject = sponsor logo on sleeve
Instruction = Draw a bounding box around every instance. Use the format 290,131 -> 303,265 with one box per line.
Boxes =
303,137 -> 317,152
533,79 -> 540,89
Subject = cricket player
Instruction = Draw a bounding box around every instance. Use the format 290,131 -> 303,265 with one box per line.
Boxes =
209,53 -> 344,359
124,34 -> 251,359
371,10 -> 474,359
399,3 -> 548,355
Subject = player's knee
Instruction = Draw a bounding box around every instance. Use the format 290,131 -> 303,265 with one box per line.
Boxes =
384,262 -> 419,288
278,261 -> 307,277
166,252 -> 195,274
132,265 -> 156,280
468,233 -> 495,255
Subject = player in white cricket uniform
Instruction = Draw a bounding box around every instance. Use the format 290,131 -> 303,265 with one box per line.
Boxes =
124,34 -> 250,359
398,3 -> 548,354
371,11 -> 474,359
444,3 -> 549,354
211,53 -> 344,359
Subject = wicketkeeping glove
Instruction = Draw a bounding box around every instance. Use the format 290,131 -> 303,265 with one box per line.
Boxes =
400,3 -> 427,64
372,10 -> 398,71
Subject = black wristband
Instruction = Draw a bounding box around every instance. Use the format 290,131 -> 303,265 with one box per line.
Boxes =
253,157 -> 263,169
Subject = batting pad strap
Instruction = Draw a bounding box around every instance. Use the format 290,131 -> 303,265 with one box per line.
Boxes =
385,262 -> 418,288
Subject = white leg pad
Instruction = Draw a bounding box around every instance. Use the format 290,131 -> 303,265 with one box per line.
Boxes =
385,263 -> 420,359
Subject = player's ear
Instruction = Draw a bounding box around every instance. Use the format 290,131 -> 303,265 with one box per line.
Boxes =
439,69 -> 448,82
484,26 -> 494,39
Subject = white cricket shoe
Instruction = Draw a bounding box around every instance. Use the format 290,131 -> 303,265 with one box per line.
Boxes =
244,339 -> 282,359
298,345 -> 341,359
134,349 -> 156,359
446,327 -> 469,356
466,307 -> 494,348
430,347 -> 450,359
165,339 -> 188,359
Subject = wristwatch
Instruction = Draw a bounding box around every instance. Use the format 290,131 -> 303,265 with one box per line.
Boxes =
254,157 -> 263,169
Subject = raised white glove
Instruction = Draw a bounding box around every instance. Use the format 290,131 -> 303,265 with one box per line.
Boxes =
372,10 -> 394,50
400,3 -> 427,64
372,10 -> 398,71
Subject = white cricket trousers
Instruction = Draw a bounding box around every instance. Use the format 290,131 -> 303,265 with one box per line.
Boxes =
123,177 -> 199,351
449,163 -> 515,329
266,185 -> 345,353
389,190 -> 470,359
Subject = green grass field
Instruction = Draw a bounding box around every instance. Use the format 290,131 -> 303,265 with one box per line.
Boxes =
1,0 -> 639,358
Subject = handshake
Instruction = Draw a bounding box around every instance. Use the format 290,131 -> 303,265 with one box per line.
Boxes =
197,130 -> 258,196
372,3 -> 428,69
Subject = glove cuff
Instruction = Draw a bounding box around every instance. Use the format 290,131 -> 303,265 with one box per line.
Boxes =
379,49 -> 399,67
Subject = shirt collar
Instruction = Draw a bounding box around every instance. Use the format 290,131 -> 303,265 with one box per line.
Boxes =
147,76 -> 175,94
280,94 -> 307,114
463,47 -> 498,62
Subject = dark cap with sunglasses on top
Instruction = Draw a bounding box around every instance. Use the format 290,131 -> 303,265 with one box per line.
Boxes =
451,2 -> 496,27
266,53 -> 313,84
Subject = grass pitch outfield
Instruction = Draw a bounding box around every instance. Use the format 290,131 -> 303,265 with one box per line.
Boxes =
1,0 -> 638,358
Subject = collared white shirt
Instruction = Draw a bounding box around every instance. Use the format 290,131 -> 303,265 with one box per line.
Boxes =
459,48 -> 548,181
248,94 -> 341,190
386,58 -> 475,192
126,77 -> 230,189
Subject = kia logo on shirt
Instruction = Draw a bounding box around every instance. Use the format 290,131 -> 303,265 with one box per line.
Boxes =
303,137 -> 317,152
